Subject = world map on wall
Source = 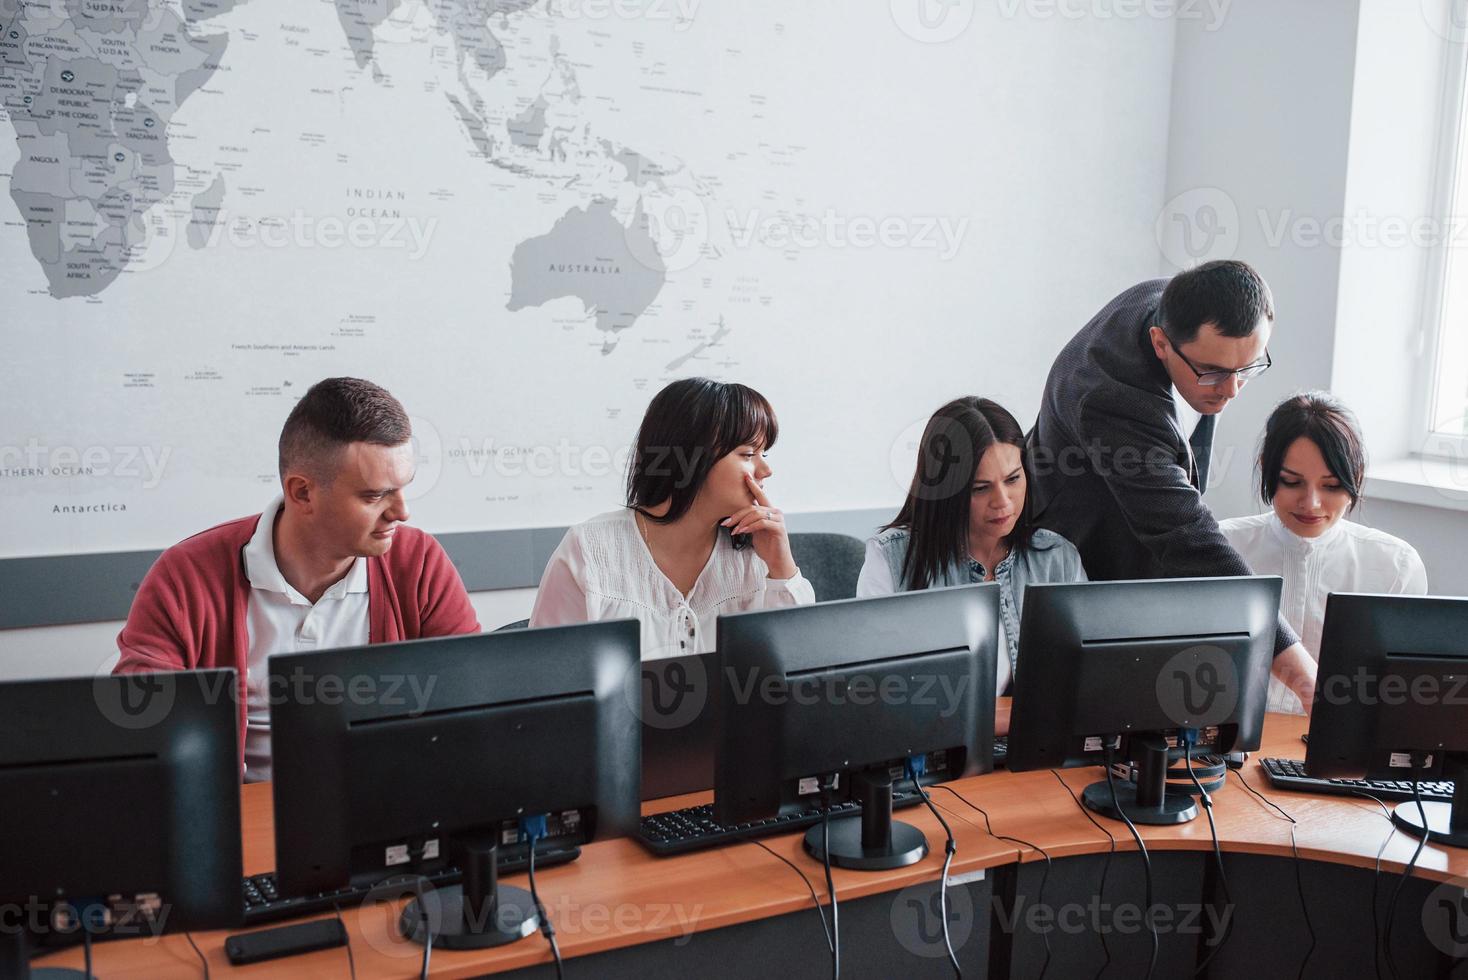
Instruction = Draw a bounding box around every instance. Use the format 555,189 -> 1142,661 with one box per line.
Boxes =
0,0 -> 816,556
1,0 -> 711,353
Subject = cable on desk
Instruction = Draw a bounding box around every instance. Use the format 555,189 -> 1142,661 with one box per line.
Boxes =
932,783 -> 1052,980
1234,764 -> 1315,980
1182,734 -> 1233,975
82,923 -> 93,980
820,783 -> 840,980
907,760 -> 961,978
527,834 -> 565,980
332,901 -> 357,980
184,930 -> 210,980
1381,768 -> 1429,980
1103,748 -> 1157,980
1357,794 -> 1396,980
1051,769 -> 1116,980
750,839 -> 833,952
411,876 -> 432,980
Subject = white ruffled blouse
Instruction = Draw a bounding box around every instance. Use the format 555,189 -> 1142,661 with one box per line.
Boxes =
1219,511 -> 1428,714
529,509 -> 816,660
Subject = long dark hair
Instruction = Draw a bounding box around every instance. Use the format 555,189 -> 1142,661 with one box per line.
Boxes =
1257,391 -> 1366,511
625,378 -> 779,526
884,397 -> 1036,590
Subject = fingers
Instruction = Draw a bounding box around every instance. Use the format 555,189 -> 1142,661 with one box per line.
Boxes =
744,472 -> 772,508
722,505 -> 785,537
728,516 -> 785,537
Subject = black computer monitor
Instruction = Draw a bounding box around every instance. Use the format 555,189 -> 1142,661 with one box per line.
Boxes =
1305,593 -> 1468,847
0,670 -> 242,979
1007,576 -> 1280,826
269,619 -> 641,950
713,584 -> 997,871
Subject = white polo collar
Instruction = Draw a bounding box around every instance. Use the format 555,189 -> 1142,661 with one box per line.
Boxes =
242,497 -> 368,605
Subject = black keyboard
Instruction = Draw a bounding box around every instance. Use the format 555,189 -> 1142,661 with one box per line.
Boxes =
241,845 -> 581,926
636,790 -> 923,856
1261,757 -> 1456,803
993,736 -> 1007,766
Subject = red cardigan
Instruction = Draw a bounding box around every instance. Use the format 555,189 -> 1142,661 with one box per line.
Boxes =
114,515 -> 481,766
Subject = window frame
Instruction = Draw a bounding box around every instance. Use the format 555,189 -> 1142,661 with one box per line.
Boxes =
1418,29 -> 1468,463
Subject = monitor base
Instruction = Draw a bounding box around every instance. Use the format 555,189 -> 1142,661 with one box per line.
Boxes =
803,816 -> 929,871
400,884 -> 540,950
1083,779 -> 1198,825
1,924 -> 92,980
1391,801 -> 1468,849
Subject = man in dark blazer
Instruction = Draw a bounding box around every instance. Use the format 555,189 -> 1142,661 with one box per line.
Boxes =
1029,259 -> 1317,710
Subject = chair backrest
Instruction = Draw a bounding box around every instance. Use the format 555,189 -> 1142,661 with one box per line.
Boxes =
494,618 -> 530,632
787,532 -> 867,602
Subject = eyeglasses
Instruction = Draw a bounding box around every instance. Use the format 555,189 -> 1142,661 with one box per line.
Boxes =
1171,345 -> 1272,387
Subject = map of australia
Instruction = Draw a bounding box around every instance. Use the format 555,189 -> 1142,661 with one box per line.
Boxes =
507,198 -> 667,354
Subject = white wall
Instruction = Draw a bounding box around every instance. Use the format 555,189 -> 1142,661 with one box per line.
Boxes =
1163,0 -> 1468,596
1159,0 -> 1361,522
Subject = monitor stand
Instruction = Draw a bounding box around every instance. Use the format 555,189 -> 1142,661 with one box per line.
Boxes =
1083,733 -> 1198,825
399,833 -> 540,949
1392,753 -> 1468,848
0,927 -> 90,980
803,769 -> 929,871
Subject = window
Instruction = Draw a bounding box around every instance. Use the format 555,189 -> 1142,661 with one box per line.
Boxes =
1424,36 -> 1468,460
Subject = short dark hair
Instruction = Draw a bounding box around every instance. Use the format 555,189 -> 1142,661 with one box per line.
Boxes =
884,397 -> 1037,590
626,378 -> 778,526
278,377 -> 412,481
1160,260 -> 1274,344
1257,391 -> 1366,510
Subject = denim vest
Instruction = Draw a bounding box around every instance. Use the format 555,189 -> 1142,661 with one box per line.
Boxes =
870,527 -> 1087,684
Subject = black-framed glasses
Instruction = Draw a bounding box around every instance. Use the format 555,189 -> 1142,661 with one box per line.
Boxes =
1171,345 -> 1271,387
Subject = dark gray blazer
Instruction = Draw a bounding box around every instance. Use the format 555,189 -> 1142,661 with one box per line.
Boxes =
1027,278 -> 1299,655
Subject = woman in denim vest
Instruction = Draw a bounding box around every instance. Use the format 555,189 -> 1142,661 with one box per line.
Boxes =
858,397 -> 1086,731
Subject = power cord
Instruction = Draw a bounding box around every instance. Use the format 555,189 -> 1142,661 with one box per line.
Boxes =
410,876 -> 433,980
1181,730 -> 1233,975
1381,761 -> 1430,980
1234,764 -> 1315,980
1051,770 -> 1116,980
906,755 -> 961,978
521,815 -> 566,980
819,774 -> 840,980
1104,745 -> 1157,980
751,839 -> 833,952
82,923 -> 93,980
184,930 -> 211,980
931,784 -> 1052,979
1350,791 -> 1394,980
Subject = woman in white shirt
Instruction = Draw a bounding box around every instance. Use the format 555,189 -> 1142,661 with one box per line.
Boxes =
857,397 -> 1086,729
1220,392 -> 1427,713
530,378 -> 815,659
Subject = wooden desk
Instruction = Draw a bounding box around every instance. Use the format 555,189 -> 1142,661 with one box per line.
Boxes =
33,714 -> 1468,978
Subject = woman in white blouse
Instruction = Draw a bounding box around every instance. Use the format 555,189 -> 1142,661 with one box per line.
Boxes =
1220,392 -> 1427,713
530,378 -> 815,659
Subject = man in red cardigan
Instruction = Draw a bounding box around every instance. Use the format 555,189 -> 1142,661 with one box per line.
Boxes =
114,377 -> 480,780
